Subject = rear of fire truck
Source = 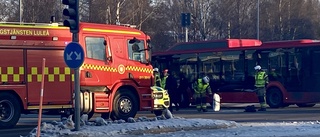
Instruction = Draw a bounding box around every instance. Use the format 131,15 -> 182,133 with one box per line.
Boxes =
0,22 -> 74,128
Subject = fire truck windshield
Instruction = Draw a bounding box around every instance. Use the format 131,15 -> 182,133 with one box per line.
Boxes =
128,39 -> 147,63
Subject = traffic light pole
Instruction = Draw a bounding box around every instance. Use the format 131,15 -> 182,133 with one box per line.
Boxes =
181,13 -> 190,42
62,0 -> 81,131
185,27 -> 188,42
72,33 -> 80,131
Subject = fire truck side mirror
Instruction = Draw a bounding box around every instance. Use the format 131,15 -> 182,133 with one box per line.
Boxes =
103,40 -> 107,46
107,56 -> 112,61
146,39 -> 152,63
104,40 -> 112,61
147,39 -> 152,50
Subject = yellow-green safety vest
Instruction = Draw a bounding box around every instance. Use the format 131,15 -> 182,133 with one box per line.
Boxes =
255,71 -> 267,88
195,79 -> 209,94
161,75 -> 168,88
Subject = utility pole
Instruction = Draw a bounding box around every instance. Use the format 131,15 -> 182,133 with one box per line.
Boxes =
19,0 -> 23,23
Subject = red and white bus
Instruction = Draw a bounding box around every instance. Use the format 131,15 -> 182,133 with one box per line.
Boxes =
153,39 -> 320,108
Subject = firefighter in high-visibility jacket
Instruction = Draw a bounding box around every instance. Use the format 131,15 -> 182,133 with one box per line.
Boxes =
161,69 -> 169,89
192,76 -> 212,112
153,68 -> 162,87
254,65 -> 269,111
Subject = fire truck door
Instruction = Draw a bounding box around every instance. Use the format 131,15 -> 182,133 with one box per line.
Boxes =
83,36 -> 112,86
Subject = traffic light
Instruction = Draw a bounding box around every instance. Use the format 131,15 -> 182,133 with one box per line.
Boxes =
62,0 -> 79,33
181,13 -> 191,27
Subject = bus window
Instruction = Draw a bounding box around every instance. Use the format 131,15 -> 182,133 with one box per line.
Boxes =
268,50 -> 285,81
199,52 -> 220,81
287,48 -> 302,85
221,51 -> 243,83
245,50 -> 256,77
173,53 -> 198,82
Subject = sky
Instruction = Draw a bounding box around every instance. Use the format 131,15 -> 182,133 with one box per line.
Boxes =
23,110 -> 320,137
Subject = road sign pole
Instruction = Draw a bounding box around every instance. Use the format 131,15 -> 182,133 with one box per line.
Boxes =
74,67 -> 80,131
72,32 -> 80,131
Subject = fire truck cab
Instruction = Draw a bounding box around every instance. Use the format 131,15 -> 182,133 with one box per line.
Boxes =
0,22 -> 154,128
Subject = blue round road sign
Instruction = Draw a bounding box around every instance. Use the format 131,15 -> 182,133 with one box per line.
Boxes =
64,42 -> 85,69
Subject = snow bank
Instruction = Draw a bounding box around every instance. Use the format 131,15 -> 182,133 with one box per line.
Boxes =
22,111 -> 239,137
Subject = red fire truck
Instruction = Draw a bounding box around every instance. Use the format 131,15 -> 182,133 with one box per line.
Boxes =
0,22 -> 154,128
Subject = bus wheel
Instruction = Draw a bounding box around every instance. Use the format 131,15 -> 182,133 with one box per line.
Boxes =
266,88 -> 283,108
296,103 -> 316,107
111,89 -> 138,121
0,93 -> 21,128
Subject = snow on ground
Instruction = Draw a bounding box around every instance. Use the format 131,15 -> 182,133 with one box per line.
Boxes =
144,121 -> 320,137
22,110 -> 320,137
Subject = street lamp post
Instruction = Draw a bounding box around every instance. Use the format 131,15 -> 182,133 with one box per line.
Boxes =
19,0 -> 23,23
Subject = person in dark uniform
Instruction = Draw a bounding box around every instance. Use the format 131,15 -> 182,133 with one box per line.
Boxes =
165,71 -> 179,112
178,73 -> 189,108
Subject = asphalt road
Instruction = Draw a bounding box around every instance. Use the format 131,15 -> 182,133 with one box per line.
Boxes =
2,104 -> 320,137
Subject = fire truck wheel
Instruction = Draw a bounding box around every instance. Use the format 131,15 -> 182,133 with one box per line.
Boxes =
111,89 -> 138,121
0,92 -> 21,128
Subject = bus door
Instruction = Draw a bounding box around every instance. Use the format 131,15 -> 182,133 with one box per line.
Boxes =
267,48 -> 302,92
307,48 -> 320,92
284,48 -> 303,92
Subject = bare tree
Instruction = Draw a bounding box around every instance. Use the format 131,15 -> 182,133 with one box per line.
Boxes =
1,0 -> 320,52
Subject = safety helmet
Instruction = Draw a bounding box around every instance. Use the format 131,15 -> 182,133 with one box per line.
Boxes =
202,76 -> 210,84
254,65 -> 262,70
153,68 -> 159,72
